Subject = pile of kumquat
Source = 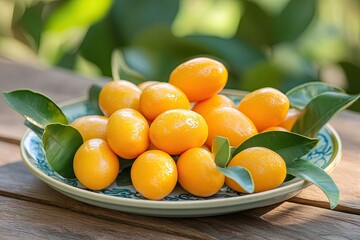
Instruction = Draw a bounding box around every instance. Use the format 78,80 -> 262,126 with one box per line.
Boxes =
72,57 -> 294,200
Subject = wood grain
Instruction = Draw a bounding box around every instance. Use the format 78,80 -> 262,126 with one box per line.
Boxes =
0,142 -> 20,166
0,162 -> 215,240
0,162 -> 359,239
0,195 -> 189,240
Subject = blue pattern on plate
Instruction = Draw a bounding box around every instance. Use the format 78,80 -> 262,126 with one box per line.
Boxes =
23,100 -> 335,201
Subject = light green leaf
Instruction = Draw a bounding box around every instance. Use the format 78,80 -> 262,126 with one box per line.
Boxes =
3,89 -> 68,128
287,159 -> 339,209
111,49 -> 146,84
292,92 -> 360,137
45,0 -> 112,32
286,82 -> 343,109
42,123 -> 83,179
232,131 -> 318,164
213,136 -> 231,168
217,166 -> 254,193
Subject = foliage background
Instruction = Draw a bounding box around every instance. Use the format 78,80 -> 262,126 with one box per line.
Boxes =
0,0 -> 359,110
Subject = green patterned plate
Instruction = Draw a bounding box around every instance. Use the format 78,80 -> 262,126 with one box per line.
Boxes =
20,90 -> 342,217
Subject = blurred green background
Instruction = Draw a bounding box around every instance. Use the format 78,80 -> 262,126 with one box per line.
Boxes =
1,0 -> 359,110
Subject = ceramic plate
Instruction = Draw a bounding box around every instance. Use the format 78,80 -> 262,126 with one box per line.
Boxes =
20,90 -> 342,217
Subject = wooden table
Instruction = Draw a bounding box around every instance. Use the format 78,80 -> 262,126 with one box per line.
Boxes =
0,59 -> 359,239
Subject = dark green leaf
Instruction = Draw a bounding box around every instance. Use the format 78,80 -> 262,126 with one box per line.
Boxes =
24,120 -> 44,139
273,0 -> 316,44
116,167 -> 132,186
80,16 -> 117,76
119,158 -> 135,171
16,3 -> 44,49
57,52 -> 77,70
217,166 -> 254,193
42,123 -> 83,179
230,146 -> 237,157
292,92 -> 360,137
241,61 -> 283,91
111,49 -> 146,84
212,136 -> 231,168
122,46 -> 163,81
339,61 -> 360,112
3,89 -> 68,128
131,27 -> 204,81
111,0 -> 179,44
232,131 -> 318,163
185,35 -> 265,73
287,159 -> 339,209
236,0 -> 273,47
88,84 -> 104,115
130,26 -> 265,84
286,82 -> 343,109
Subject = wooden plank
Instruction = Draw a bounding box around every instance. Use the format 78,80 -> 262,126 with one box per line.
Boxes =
0,195 -> 188,240
0,142 -> 20,166
0,61 -> 107,141
248,202 -> 360,239
0,162 -> 214,240
188,202 -> 360,239
0,162 -> 359,239
288,111 -> 360,214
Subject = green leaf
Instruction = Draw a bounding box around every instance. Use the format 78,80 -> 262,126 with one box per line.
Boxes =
3,89 -> 68,128
241,61 -> 283,91
24,120 -> 44,139
230,147 -> 237,158
286,82 -> 343,109
287,159 -> 339,209
273,0 -> 316,44
232,131 -> 318,163
185,35 -> 265,73
116,157 -> 135,186
236,1 -> 273,47
111,49 -> 146,84
116,167 -> 132,186
16,3 -> 44,49
88,84 -> 104,115
212,136 -> 231,168
45,0 -> 112,32
217,166 -> 254,193
79,15 -> 117,77
339,61 -> 360,112
292,92 -> 360,137
111,0 -> 179,44
42,123 -> 83,179
119,158 -> 135,171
